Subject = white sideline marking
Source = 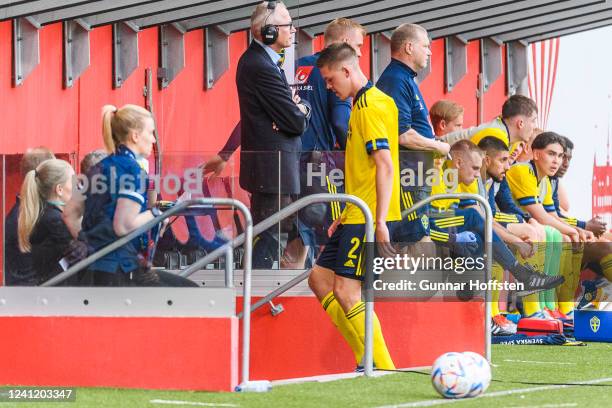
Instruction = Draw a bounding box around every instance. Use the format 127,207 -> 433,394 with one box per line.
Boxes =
374,377 -> 612,408
503,359 -> 576,365
150,400 -> 238,407
503,403 -> 577,408
272,366 -> 431,386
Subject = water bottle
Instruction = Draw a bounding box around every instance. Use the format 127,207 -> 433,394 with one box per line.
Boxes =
234,380 -> 272,392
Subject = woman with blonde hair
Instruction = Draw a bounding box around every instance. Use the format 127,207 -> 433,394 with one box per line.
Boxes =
18,158 -> 80,284
81,104 -> 196,286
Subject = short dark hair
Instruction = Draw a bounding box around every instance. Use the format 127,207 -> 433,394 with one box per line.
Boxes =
502,95 -> 538,119
80,149 -> 108,175
559,135 -> 574,152
477,136 -> 509,154
316,42 -> 357,70
531,131 -> 564,150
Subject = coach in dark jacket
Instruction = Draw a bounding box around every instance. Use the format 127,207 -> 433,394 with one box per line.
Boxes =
236,1 -> 311,268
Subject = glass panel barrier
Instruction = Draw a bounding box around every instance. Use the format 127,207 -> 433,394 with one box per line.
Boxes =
1,149 -> 446,280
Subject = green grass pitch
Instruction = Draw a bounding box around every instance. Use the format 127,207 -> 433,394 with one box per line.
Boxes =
3,343 -> 611,407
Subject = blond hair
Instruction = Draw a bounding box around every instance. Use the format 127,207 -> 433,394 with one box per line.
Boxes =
18,159 -> 73,252
102,104 -> 152,153
429,100 -> 464,131
324,18 -> 366,46
391,23 -> 427,53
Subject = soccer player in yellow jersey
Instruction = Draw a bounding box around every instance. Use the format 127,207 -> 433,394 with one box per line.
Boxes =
438,95 -> 538,161
507,132 -> 612,317
428,141 -> 562,295
506,132 -> 584,316
506,132 -> 582,243
307,43 -> 400,370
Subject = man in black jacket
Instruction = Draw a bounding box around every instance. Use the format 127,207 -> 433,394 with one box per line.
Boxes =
237,1 -> 311,268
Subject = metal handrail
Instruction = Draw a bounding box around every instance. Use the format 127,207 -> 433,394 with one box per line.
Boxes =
40,197 -> 255,388
41,198 -> 243,286
236,269 -> 309,319
401,193 -> 493,362
181,192 -> 493,373
179,193 -> 377,376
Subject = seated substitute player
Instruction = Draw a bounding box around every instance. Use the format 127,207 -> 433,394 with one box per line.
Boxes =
428,140 -> 564,295
505,132 -> 586,315
439,95 -> 538,160
471,137 -> 568,321
308,43 -> 399,370
552,136 -> 607,238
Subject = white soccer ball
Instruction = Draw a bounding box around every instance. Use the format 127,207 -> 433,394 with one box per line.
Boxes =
461,352 -> 491,397
431,352 -> 491,399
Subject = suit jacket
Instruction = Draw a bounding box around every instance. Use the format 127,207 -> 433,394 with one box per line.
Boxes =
236,41 -> 310,194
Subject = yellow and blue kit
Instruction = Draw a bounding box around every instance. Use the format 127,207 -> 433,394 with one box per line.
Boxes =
505,161 -> 556,213
316,83 -> 401,280
427,171 -> 523,271
549,176 -> 587,229
459,177 -> 528,227
438,116 -> 524,159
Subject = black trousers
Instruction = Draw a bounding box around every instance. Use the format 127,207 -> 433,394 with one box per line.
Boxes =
250,192 -> 298,269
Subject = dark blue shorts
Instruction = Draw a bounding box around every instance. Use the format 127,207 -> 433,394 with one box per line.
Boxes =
316,221 -> 399,281
394,215 -> 430,243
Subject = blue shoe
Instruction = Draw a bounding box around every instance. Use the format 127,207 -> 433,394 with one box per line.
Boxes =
576,279 -> 605,310
504,313 -> 521,324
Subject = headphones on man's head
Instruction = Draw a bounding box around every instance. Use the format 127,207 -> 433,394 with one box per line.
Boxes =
261,1 -> 278,45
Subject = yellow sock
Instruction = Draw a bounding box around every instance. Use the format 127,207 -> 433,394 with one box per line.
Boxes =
557,244 -> 576,315
491,263 -> 504,317
322,292 -> 364,364
600,254 -> 612,281
571,247 -> 584,307
517,245 -> 543,316
346,301 -> 395,370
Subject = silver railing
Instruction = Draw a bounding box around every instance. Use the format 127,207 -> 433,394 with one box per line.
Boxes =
228,193 -> 494,364
179,193 -> 378,376
401,193 -> 494,361
39,198 -> 254,386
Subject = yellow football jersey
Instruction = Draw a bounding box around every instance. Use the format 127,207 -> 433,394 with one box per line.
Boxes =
442,116 -> 522,162
341,85 -> 401,224
506,161 -> 556,212
430,160 -> 459,211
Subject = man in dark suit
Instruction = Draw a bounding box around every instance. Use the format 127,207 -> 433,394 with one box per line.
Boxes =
237,1 -> 311,268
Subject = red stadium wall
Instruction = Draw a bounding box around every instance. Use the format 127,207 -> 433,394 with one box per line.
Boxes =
0,25 -> 504,156
0,298 -> 484,390
0,23 -> 508,281
0,21 -> 491,388
419,39 -> 507,128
